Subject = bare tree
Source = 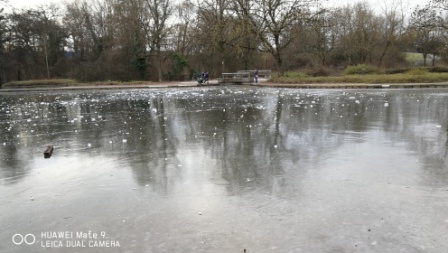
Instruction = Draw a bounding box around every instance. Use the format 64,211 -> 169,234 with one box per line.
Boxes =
35,5 -> 65,79
0,0 -> 8,84
412,0 -> 448,65
63,0 -> 115,80
304,9 -> 341,66
9,6 -> 66,79
335,3 -> 382,65
112,0 -> 148,79
411,6 -> 444,66
144,0 -> 172,82
4,0 -> 443,82
233,0 -> 318,76
171,0 -> 196,56
378,1 -> 406,66
195,0 -> 233,74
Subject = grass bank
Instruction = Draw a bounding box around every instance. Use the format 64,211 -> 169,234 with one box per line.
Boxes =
271,72 -> 448,84
4,70 -> 448,90
271,66 -> 448,84
1,79 -> 78,88
1,79 -> 157,89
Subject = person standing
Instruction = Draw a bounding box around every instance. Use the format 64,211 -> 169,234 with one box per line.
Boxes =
204,71 -> 209,84
254,68 -> 259,83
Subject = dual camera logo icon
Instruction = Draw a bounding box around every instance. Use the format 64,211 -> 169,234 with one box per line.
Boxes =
12,234 -> 36,245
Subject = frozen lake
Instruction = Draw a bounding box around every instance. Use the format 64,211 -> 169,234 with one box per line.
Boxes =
1,87 -> 448,252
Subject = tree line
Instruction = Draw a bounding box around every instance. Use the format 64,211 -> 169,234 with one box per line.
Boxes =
0,0 -> 448,84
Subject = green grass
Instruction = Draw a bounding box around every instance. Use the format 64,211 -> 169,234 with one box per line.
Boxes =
2,79 -> 78,88
344,64 -> 381,75
282,71 -> 309,78
4,71 -> 448,89
1,79 -> 157,88
404,52 -> 424,64
271,72 -> 448,84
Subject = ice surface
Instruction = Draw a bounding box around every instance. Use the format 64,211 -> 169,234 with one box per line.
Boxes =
0,87 -> 447,252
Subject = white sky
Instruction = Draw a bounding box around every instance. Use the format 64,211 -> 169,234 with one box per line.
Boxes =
4,0 -> 431,12
3,0 -> 59,11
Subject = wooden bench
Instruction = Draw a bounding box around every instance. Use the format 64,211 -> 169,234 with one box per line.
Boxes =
218,69 -> 271,84
218,72 -> 252,85
237,70 -> 272,78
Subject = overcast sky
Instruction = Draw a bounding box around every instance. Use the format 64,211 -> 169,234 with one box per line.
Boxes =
4,0 -> 431,12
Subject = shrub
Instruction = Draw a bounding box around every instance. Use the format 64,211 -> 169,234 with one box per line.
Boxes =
406,68 -> 429,75
306,67 -> 331,77
344,64 -> 381,75
428,66 -> 448,73
283,71 -> 308,78
385,68 -> 409,74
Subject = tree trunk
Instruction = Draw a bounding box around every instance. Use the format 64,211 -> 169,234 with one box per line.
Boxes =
157,50 -> 163,82
275,51 -> 284,77
379,40 -> 391,66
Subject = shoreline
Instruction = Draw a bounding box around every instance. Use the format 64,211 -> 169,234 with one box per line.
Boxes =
2,80 -> 448,92
251,82 -> 448,89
